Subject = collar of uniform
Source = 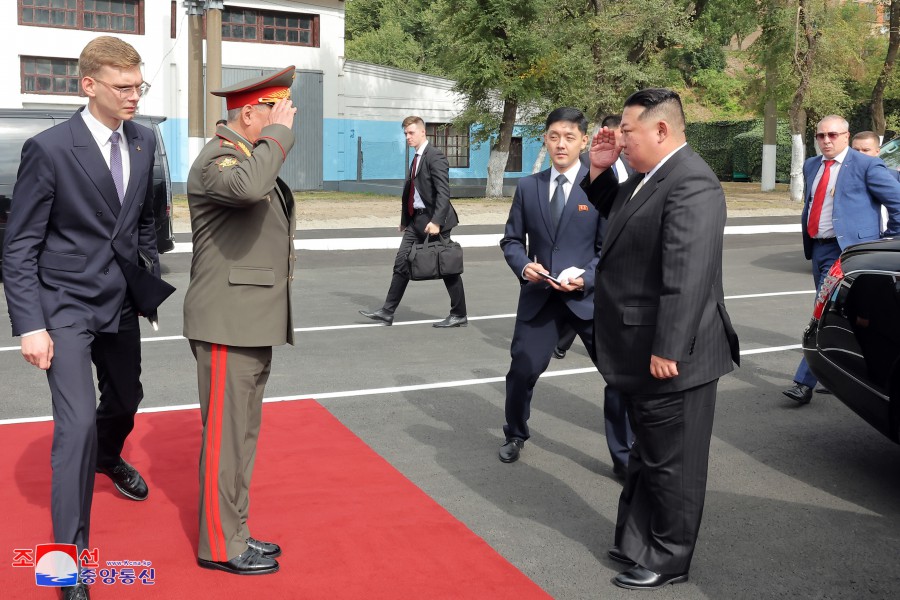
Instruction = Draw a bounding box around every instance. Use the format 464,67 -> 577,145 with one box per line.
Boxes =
216,125 -> 252,157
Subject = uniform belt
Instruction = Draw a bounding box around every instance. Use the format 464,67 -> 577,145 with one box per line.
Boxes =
812,237 -> 837,243
413,208 -> 428,215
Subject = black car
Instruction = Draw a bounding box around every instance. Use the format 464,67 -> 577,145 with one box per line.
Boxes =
802,238 -> 900,443
0,109 -> 175,272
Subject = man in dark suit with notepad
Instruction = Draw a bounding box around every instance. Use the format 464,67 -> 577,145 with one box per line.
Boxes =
498,107 -> 631,468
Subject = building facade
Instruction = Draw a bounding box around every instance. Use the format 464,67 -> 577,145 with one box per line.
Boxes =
4,0 -> 544,192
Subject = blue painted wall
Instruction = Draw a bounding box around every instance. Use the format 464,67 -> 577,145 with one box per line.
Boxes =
160,117 -> 547,186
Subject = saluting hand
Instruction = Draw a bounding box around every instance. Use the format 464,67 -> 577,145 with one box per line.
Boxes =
589,127 -> 621,171
267,99 -> 297,129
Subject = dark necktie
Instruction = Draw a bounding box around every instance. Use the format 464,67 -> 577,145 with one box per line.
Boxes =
110,131 -> 125,204
550,173 -> 567,229
807,159 -> 835,237
407,154 -> 419,216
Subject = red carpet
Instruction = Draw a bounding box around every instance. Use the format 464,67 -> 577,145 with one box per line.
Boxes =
3,400 -> 551,599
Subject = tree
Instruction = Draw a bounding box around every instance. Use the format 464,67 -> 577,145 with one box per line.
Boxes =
871,1 -> 900,136
434,0 -> 564,196
787,0 -> 821,201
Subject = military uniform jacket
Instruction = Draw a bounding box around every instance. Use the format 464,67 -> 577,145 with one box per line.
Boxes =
183,124 -> 296,347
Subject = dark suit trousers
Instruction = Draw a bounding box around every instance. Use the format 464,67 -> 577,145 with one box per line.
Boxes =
555,325 -> 634,470
191,341 -> 272,562
504,295 -> 594,441
46,301 -> 143,551
793,238 -> 842,387
383,212 -> 466,316
615,379 -> 718,575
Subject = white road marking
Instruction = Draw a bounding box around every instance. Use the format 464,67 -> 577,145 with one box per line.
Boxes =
0,342 -> 806,425
167,224 -> 803,254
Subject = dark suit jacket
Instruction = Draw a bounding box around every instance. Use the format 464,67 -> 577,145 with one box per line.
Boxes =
585,146 -> 740,394
800,148 -> 900,259
400,142 -> 459,230
3,107 -> 160,335
501,165 -> 602,322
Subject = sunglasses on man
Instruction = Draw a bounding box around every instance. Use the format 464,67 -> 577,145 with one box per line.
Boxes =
815,131 -> 847,141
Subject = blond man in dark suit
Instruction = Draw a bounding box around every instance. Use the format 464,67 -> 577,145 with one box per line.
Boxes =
183,66 -> 297,576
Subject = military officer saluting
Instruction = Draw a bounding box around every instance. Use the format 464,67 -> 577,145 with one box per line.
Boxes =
183,66 -> 297,575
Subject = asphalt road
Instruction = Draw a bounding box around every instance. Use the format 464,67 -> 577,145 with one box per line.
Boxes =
1,215 -> 898,599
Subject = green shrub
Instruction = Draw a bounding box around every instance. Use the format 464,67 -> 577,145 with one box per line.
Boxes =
732,120 -> 793,182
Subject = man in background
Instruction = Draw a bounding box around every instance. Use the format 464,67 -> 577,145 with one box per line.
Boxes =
359,116 -> 467,328
782,117 -> 900,404
183,66 -> 297,576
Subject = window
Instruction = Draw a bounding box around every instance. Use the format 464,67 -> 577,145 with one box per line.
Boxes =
169,3 -> 319,46
223,6 -> 318,47
427,123 -> 470,169
19,0 -> 143,34
506,137 -> 522,172
21,57 -> 81,96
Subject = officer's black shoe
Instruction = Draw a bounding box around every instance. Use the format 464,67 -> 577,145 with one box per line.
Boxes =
433,315 -> 467,328
247,537 -> 282,558
197,547 -> 279,575
553,347 -> 566,359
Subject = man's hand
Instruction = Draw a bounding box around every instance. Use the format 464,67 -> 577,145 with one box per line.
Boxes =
589,127 -> 621,172
556,276 -> 584,293
424,222 -> 441,236
650,354 -> 678,379
22,331 -> 53,370
523,262 -> 549,283
266,99 -> 297,129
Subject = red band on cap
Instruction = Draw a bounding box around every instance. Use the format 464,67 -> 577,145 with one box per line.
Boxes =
225,85 -> 291,110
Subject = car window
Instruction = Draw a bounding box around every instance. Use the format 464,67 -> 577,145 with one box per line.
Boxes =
0,118 -> 54,184
878,138 -> 900,170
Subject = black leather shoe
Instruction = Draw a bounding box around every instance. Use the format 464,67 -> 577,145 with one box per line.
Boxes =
783,383 -> 813,405
498,439 -> 524,463
197,547 -> 279,575
613,565 -> 688,590
247,536 -> 281,558
60,583 -> 90,600
607,547 -> 636,566
433,315 -> 467,328
96,458 -> 148,501
359,308 -> 394,325
553,347 -> 566,359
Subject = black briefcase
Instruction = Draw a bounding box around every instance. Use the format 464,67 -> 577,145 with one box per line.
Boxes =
407,236 -> 464,281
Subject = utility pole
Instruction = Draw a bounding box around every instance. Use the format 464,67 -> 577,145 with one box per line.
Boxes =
205,0 -> 224,136
184,0 -> 205,159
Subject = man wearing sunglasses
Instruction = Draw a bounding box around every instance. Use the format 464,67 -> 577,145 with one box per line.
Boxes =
783,115 -> 900,405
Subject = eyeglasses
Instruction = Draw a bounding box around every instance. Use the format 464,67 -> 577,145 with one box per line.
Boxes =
93,77 -> 151,98
815,131 -> 847,141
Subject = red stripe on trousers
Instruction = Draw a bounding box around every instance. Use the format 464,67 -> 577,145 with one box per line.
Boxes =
204,344 -> 228,560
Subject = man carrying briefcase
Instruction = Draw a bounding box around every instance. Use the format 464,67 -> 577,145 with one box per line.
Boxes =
359,115 -> 468,328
